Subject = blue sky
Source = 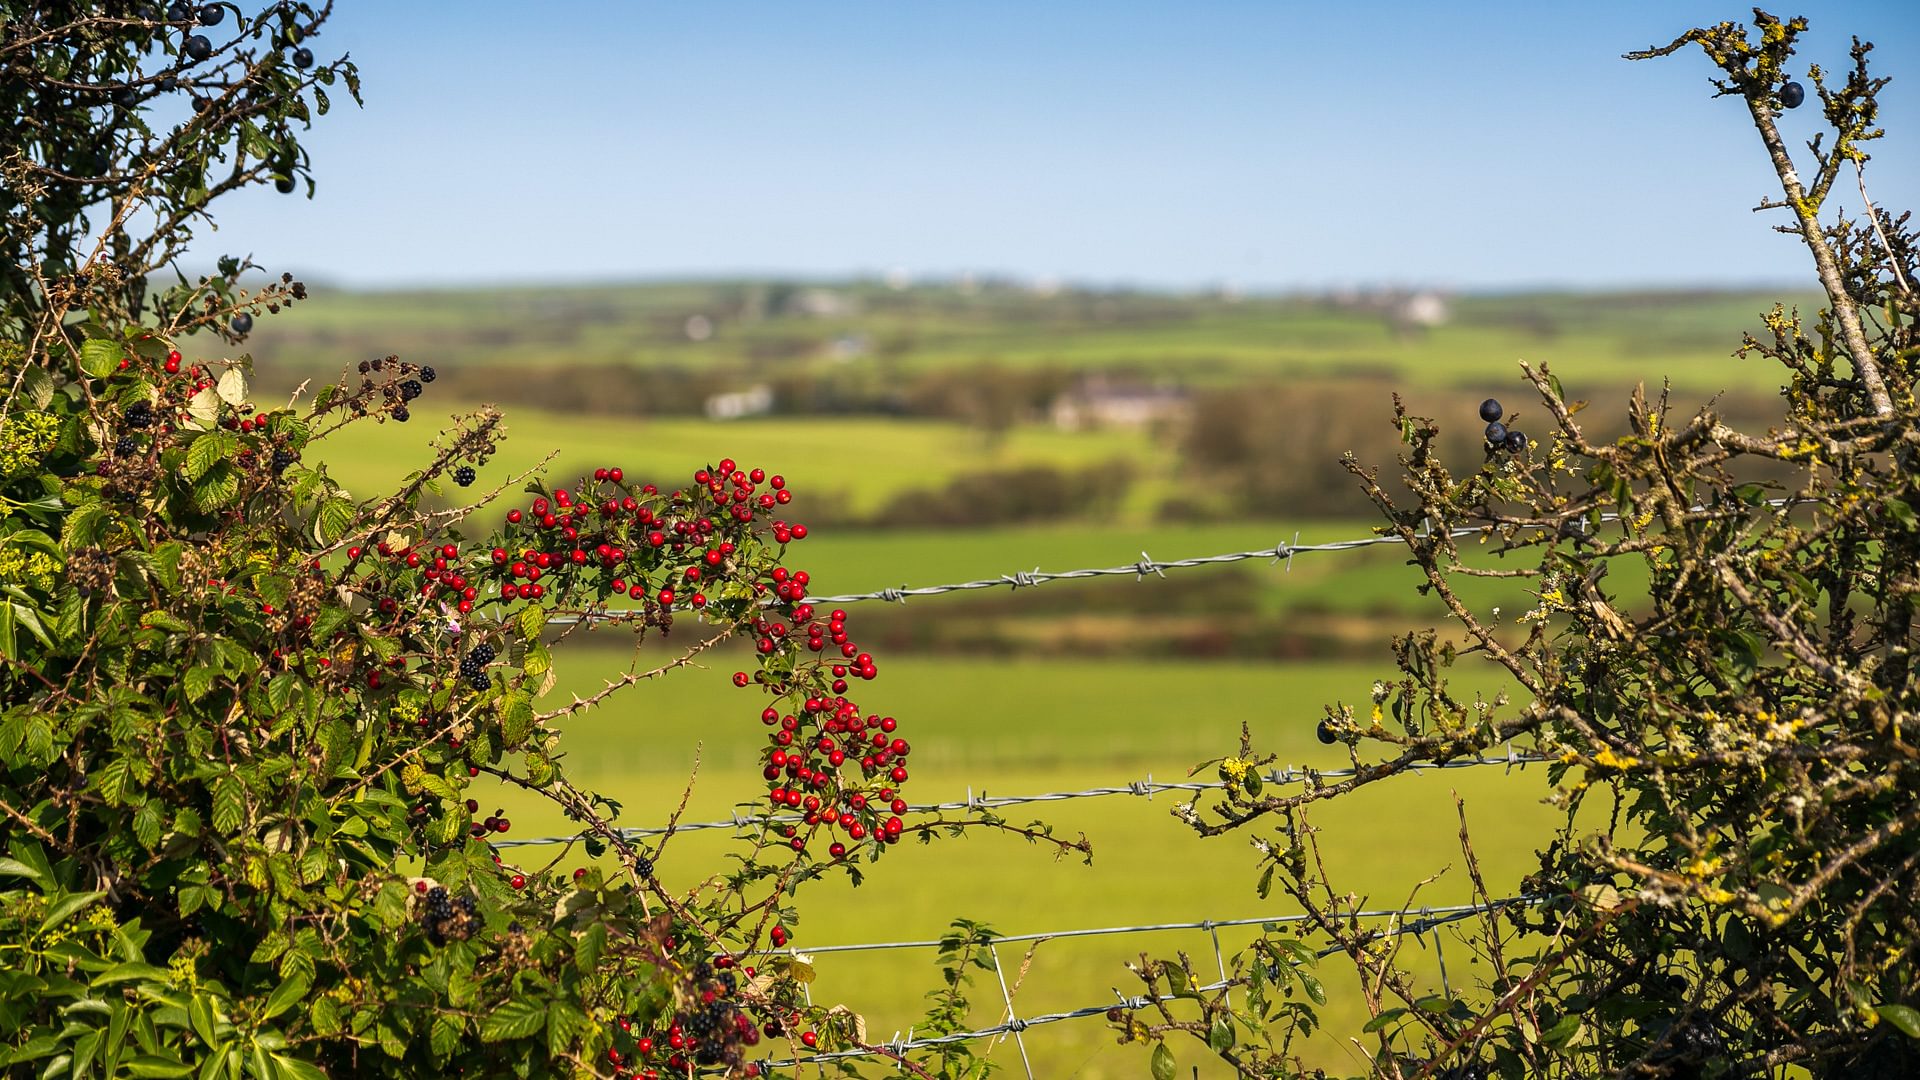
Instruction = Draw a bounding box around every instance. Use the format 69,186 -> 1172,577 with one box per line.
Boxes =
200,1 -> 1920,292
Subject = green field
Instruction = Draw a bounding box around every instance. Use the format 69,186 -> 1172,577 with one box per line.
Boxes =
280,281 -> 1753,1074
472,650 -> 1562,1077
246,280 -> 1817,396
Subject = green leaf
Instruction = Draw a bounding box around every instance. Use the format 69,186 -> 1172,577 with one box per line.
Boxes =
1362,1008 -> 1408,1034
1540,1014 -> 1582,1049
479,996 -> 546,1043
210,774 -> 245,835
183,433 -> 233,483
1149,1041 -> 1176,1080
546,1000 -> 587,1059
79,339 -> 123,378
92,962 -> 173,986
125,1057 -> 196,1078
315,499 -> 354,545
191,465 -> 240,513
1298,970 -> 1326,1006
1877,1004 -> 1920,1039
261,973 -> 309,1020
38,890 -> 105,935
271,1054 -> 327,1080
215,368 -> 248,406
499,692 -> 533,748
188,993 -> 218,1048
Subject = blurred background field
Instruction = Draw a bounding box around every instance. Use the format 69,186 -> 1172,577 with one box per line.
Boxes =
282,280 -> 1775,1075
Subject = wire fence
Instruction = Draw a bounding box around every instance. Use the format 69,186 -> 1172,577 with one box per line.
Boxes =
489,749 -> 1554,852
746,895 -> 1543,1076
546,498 -> 1801,625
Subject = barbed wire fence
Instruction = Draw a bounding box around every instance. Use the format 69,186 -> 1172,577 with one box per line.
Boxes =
488,749 -> 1553,851
516,507 -> 1791,1073
741,895 -> 1544,1077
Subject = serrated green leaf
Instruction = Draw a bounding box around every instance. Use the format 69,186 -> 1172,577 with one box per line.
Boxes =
191,464 -> 240,513
183,665 -> 218,704
546,1000 -> 587,1059
499,692 -> 533,748
215,368 -> 248,407
79,339 -> 122,378
210,774 -> 245,835
479,996 -> 546,1043
183,433 -> 232,483
518,603 -> 544,643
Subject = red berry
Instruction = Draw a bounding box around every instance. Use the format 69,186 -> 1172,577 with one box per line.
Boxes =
507,509 -> 523,524
510,874 -> 525,889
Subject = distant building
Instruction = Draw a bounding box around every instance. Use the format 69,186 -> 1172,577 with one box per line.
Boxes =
705,385 -> 774,421
1050,375 -> 1191,432
791,289 -> 857,318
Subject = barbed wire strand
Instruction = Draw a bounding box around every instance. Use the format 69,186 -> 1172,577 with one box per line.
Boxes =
547,498 -> 1802,625
488,750 -> 1554,851
742,896 -> 1540,1072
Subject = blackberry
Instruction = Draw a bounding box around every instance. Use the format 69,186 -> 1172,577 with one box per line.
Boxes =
271,448 -> 297,473
357,360 -> 370,374
459,643 -> 497,692
115,435 -> 138,455
124,400 -> 154,429
453,465 -> 476,487
392,406 -> 410,423
418,886 -> 481,945
398,378 -> 423,401
420,365 -> 437,383
635,854 -> 654,877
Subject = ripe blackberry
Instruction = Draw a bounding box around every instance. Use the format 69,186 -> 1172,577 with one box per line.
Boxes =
420,365 -> 437,383
115,435 -> 138,455
399,378 -> 423,401
453,465 -> 476,487
459,643 -> 497,692
635,854 -> 655,877
392,406 -> 410,423
357,360 -> 370,374
124,401 -> 154,429
271,448 -> 297,474
418,886 -> 481,944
